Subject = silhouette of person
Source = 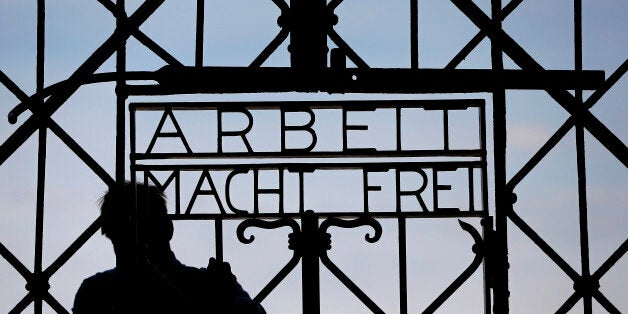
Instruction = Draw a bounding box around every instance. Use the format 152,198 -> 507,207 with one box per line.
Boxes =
73,182 -> 266,314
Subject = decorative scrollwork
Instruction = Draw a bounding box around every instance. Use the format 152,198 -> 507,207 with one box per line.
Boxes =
423,220 -> 485,313
236,217 -> 300,244
319,215 -> 382,243
458,219 -> 483,255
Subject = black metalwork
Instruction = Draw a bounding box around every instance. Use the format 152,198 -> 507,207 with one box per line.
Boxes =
0,0 -> 625,313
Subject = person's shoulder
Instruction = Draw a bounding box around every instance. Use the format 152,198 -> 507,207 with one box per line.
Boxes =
78,268 -> 119,291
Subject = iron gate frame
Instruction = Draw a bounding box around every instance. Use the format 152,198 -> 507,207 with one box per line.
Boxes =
0,0 -> 625,313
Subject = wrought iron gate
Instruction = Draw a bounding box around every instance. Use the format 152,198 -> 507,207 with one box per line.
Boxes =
0,0 -> 625,313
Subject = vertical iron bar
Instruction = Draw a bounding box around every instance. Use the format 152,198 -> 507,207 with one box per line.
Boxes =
116,0 -> 126,184
443,110 -> 450,151
396,107 -> 402,151
480,103 -> 492,313
574,0 -> 591,313
215,218 -> 223,262
490,0 -> 509,312
410,0 -> 418,68
290,0 -> 328,69
302,211 -> 320,314
195,0 -> 205,67
398,216 -> 408,314
482,217 -> 493,314
34,0 -> 46,312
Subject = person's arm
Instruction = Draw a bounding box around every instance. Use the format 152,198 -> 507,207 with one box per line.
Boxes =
206,258 -> 266,314
73,278 -> 109,314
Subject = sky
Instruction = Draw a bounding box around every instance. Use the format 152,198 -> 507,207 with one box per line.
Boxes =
0,0 -> 626,313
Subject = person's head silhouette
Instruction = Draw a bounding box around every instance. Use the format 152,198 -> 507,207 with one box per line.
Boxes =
74,182 -> 266,313
99,182 -> 174,269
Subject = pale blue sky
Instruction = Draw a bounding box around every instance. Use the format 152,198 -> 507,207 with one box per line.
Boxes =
0,0 -> 626,313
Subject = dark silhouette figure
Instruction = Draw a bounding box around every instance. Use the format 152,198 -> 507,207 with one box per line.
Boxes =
73,182 -> 265,314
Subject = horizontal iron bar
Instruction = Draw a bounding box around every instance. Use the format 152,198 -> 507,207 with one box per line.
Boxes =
133,160 -> 484,171
132,150 -> 486,160
126,66 -> 605,95
130,99 -> 484,110
167,211 -> 487,220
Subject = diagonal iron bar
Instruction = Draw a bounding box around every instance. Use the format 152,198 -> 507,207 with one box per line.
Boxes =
450,0 -> 628,168
0,70 -> 30,102
253,254 -> 301,303
584,58 -> 628,109
593,290 -> 622,314
446,0 -> 525,69
506,117 -> 575,190
3,62 -> 116,188
97,0 -> 182,66
250,28 -> 290,68
44,217 -> 102,278
0,0 -> 165,167
555,291 -> 580,314
0,242 -> 32,281
42,292 -> 69,314
508,209 -> 580,280
271,0 -> 290,13
320,254 -> 384,314
9,292 -> 34,314
327,0 -> 344,11
422,220 -> 484,313
327,29 -> 369,69
47,123 -> 115,187
592,238 -> 627,281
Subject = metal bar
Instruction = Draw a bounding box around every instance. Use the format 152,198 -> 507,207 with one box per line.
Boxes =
133,150 -> 486,160
116,0 -> 127,185
0,242 -> 32,280
327,0 -> 344,11
98,0 -> 183,66
290,0 -> 327,70
506,117 -> 574,190
554,291 -> 580,314
489,0 -> 509,312
44,217 -> 102,277
422,253 -> 483,313
131,98 -> 483,110
446,0 -> 524,69
592,238 -> 627,280
141,66 -> 603,95
325,30 -> 369,69
253,254 -> 301,303
133,160 -> 484,171
320,254 -> 384,313
0,70 -> 29,101
250,28 -> 290,68
410,0 -> 418,69
34,1 -> 46,312
215,218 -> 223,262
508,210 -> 580,280
196,0 -> 205,67
398,217 -> 408,314
42,292 -> 69,314
450,0 -> 628,168
48,123 -> 115,187
573,1 -> 592,312
0,0 -> 165,167
592,290 -> 622,314
9,292 -> 34,314
301,212 -> 320,314
584,58 -> 628,109
132,30 -> 183,66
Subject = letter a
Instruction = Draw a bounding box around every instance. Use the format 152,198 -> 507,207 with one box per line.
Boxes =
145,108 -> 192,154
185,170 -> 225,214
